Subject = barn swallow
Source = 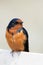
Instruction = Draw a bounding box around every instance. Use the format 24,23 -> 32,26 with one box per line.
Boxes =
5,18 -> 29,53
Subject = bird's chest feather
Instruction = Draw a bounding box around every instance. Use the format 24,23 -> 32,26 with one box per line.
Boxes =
6,28 -> 27,51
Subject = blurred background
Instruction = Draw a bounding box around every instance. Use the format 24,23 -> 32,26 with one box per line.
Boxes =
0,0 -> 43,53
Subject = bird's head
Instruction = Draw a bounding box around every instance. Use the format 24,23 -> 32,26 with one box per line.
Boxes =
7,18 -> 23,35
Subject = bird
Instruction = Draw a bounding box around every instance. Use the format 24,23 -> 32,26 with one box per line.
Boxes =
5,18 -> 29,53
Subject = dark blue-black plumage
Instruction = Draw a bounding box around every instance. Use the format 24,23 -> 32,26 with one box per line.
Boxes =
7,18 -> 23,30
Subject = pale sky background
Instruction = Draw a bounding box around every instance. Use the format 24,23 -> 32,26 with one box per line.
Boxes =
0,0 -> 43,53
